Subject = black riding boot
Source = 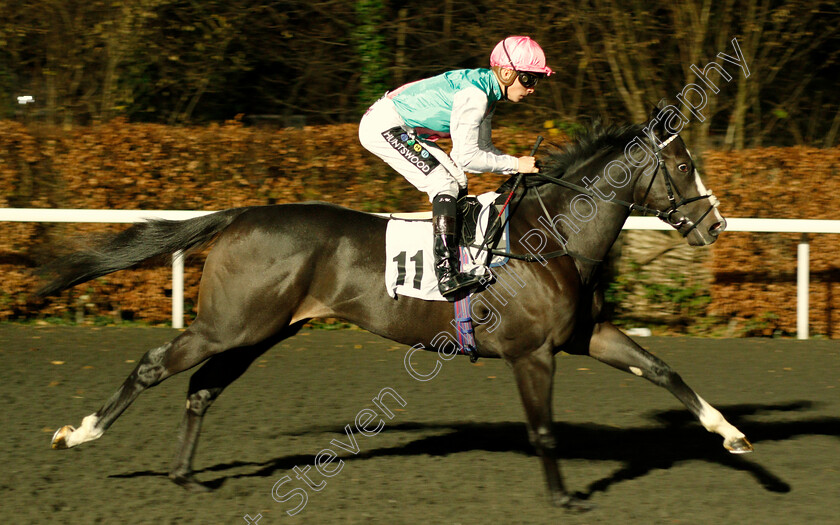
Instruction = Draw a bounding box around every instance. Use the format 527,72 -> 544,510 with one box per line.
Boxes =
432,194 -> 482,297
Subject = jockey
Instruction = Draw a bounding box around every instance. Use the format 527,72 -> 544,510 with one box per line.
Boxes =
359,36 -> 552,298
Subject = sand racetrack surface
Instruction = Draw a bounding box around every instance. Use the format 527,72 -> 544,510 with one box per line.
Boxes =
1,325 -> 838,524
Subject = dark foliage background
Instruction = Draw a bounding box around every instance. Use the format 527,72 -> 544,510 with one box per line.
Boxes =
2,1 -> 839,150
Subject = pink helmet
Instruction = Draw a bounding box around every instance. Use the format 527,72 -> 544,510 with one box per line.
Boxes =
490,36 -> 553,76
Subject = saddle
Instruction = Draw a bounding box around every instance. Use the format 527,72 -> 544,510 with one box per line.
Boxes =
386,194 -> 506,251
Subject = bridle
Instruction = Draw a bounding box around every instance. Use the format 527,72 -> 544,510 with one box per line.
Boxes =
481,134 -> 720,265
634,134 -> 719,236
532,133 -> 718,238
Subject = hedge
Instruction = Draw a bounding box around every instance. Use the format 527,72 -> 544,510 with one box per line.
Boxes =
2,119 -> 839,336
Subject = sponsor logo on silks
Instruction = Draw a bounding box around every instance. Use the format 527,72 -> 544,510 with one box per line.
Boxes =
382,127 -> 441,175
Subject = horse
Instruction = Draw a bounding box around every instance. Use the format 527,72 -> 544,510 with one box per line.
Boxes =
40,105 -> 752,511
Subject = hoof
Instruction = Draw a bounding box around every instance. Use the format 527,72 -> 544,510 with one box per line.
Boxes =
725,436 -> 754,454
553,494 -> 593,513
169,473 -> 213,493
51,425 -> 75,450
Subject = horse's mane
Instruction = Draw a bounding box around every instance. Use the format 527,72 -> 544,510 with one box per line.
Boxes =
497,120 -> 644,193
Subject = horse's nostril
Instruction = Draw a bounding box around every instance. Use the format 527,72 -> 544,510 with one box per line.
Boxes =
710,218 -> 727,235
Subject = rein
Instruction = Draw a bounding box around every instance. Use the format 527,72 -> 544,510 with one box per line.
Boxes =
481,133 -> 717,265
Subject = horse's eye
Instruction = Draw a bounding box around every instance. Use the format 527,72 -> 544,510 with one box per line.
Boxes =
678,163 -> 689,173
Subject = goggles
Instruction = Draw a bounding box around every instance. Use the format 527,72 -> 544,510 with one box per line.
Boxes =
517,71 -> 543,89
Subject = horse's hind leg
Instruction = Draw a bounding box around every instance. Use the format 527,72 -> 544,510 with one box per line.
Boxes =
168,324 -> 303,490
585,321 -> 752,454
51,328 -> 226,450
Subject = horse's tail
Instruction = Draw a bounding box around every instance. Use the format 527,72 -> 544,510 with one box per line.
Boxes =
37,207 -> 251,297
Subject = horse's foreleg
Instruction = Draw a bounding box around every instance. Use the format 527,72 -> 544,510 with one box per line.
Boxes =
168,342 -> 274,491
511,348 -> 590,511
51,330 -> 218,450
587,322 -> 752,454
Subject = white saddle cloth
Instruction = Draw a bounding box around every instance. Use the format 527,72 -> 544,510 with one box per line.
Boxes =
384,192 -> 509,301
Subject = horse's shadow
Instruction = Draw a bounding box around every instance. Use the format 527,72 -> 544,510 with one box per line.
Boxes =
112,401 -> 840,496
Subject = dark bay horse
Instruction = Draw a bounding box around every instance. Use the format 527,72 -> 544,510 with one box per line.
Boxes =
41,107 -> 752,510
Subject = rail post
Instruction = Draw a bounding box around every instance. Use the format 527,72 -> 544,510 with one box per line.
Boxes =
797,233 -> 809,340
172,250 -> 184,329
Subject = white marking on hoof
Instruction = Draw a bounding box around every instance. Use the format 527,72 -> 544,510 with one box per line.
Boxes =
697,396 -> 746,445
61,414 -> 104,448
629,366 -> 644,377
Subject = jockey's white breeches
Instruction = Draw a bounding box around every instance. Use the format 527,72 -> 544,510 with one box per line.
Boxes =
359,96 -> 467,202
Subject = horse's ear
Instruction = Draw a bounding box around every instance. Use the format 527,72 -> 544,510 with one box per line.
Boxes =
649,98 -> 669,121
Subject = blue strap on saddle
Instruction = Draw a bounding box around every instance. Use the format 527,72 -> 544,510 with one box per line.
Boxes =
454,246 -> 478,362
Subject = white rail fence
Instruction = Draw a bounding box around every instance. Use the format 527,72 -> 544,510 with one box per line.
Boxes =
2,208 -> 839,338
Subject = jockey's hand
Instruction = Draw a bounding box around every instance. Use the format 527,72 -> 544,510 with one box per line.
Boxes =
518,156 -> 539,173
